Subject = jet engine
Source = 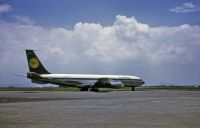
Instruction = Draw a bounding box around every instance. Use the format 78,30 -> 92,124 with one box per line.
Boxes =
109,81 -> 124,89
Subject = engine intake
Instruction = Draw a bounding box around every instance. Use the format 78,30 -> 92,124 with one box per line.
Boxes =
109,81 -> 124,89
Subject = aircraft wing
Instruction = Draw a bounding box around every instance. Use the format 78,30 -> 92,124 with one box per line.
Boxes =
91,77 -> 124,89
74,78 -> 110,88
96,78 -> 110,83
89,78 -> 111,88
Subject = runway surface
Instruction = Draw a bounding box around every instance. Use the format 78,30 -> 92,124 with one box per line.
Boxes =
0,91 -> 200,128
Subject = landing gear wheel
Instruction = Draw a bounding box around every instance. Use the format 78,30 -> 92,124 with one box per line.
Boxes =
90,88 -> 99,92
131,87 -> 135,91
80,87 -> 89,91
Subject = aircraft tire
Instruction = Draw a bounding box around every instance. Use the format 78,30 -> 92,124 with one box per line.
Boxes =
80,87 -> 88,91
131,87 -> 135,91
90,88 -> 99,92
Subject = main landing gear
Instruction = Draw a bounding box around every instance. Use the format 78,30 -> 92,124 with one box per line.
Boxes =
80,87 -> 99,92
90,88 -> 99,92
80,87 -> 88,91
131,87 -> 135,91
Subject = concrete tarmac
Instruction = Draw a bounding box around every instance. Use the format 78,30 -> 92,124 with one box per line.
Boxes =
0,91 -> 199,128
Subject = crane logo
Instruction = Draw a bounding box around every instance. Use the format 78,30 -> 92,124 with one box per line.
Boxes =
29,58 -> 39,69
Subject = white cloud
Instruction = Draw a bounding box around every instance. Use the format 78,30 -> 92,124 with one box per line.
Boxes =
0,4 -> 12,14
0,15 -> 200,85
170,2 -> 200,13
1,15 -> 200,64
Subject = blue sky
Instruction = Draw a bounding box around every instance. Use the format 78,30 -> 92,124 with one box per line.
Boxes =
0,0 -> 200,86
2,0 -> 200,27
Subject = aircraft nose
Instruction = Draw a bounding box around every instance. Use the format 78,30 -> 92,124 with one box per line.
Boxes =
140,79 -> 145,85
141,80 -> 145,85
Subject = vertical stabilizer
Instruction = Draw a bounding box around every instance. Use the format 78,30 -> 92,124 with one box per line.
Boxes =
26,50 -> 50,74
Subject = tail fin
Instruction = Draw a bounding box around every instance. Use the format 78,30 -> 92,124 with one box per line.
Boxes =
26,50 -> 50,74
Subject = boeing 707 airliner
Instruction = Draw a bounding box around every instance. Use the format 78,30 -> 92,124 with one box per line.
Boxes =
26,50 -> 144,92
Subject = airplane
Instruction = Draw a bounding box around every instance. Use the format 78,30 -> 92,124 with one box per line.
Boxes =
25,49 -> 145,92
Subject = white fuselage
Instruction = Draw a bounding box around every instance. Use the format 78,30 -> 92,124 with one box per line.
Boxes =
35,73 -> 145,88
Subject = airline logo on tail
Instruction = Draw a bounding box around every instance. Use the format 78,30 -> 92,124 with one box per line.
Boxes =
29,58 -> 39,69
